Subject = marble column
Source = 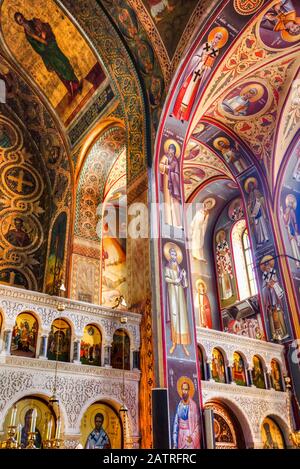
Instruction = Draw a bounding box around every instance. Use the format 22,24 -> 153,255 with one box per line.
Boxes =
2,329 -> 12,355
39,335 -> 49,360
132,350 -> 140,370
104,344 -> 112,367
227,365 -> 233,384
73,339 -> 81,363
248,368 -> 255,387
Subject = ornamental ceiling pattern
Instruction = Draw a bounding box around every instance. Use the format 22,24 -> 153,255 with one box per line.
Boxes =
157,0 -> 300,198
183,140 -> 232,201
184,1 -> 300,192
0,54 -> 71,211
75,126 -> 126,241
0,109 -> 50,291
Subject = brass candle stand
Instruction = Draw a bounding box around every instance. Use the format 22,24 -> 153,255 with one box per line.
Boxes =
4,426 -> 18,449
52,438 -> 63,449
26,432 -> 37,449
42,438 -> 63,449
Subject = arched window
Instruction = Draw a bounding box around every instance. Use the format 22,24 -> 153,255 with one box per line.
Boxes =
252,355 -> 266,389
270,359 -> 283,391
242,229 -> 258,296
111,329 -> 130,370
11,312 -> 38,358
197,346 -> 206,381
232,220 -> 257,300
232,352 -> 247,386
211,348 -> 226,384
47,318 -> 71,362
80,324 -> 102,366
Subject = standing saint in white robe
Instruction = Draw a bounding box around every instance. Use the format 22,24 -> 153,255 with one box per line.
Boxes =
190,198 -> 214,262
164,247 -> 191,356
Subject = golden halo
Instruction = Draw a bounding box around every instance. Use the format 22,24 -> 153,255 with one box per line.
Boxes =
207,26 -> 229,49
281,27 -> 300,43
193,123 -> 205,135
244,177 -> 258,193
216,229 -> 226,244
177,376 -> 195,399
196,278 -> 207,293
163,242 -> 183,264
286,194 -> 297,209
203,197 -> 216,209
260,255 -> 275,271
240,83 -> 265,102
213,137 -> 230,151
164,139 -> 181,158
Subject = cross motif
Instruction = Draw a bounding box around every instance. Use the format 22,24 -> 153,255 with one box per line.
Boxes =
6,169 -> 34,193
210,47 -> 218,58
193,69 -> 203,82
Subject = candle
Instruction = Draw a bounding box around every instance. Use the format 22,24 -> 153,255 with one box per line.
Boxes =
29,409 -> 37,433
55,417 -> 61,440
46,418 -> 53,441
9,405 -> 17,427
16,424 -> 22,447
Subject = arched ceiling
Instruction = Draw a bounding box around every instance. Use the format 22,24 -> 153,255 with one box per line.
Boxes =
183,139 -> 232,201
0,0 -> 149,184
157,0 -> 300,199
0,53 -> 71,211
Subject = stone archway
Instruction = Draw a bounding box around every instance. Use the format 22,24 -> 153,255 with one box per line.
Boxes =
205,400 -> 246,449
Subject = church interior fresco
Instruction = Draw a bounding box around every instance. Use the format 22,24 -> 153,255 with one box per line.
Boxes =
0,0 -> 299,451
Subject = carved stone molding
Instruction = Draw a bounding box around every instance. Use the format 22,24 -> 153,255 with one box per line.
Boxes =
0,358 -> 140,436
197,327 -> 286,371
0,285 -> 141,349
202,380 -> 291,447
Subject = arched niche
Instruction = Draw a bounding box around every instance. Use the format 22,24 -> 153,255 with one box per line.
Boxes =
80,401 -> 122,449
71,125 -> 126,306
47,318 -> 71,362
204,400 -> 246,449
80,324 -> 102,367
261,416 -> 286,449
44,212 -> 67,295
252,355 -> 266,389
10,311 -> 39,358
197,345 -> 206,381
111,329 -> 130,371
270,359 -> 283,392
1,395 -> 57,449
211,348 -> 226,384
232,352 -> 247,386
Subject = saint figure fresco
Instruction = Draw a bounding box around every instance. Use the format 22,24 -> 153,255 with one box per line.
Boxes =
245,177 -> 270,247
171,27 -> 228,122
216,230 -> 234,301
14,12 -> 82,99
85,413 -> 111,449
172,377 -> 200,449
164,242 -> 191,357
159,140 -> 182,227
191,197 -> 215,262
196,279 -> 212,329
260,255 -> 289,341
213,137 -> 248,174
260,0 -> 300,48
282,194 -> 300,268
